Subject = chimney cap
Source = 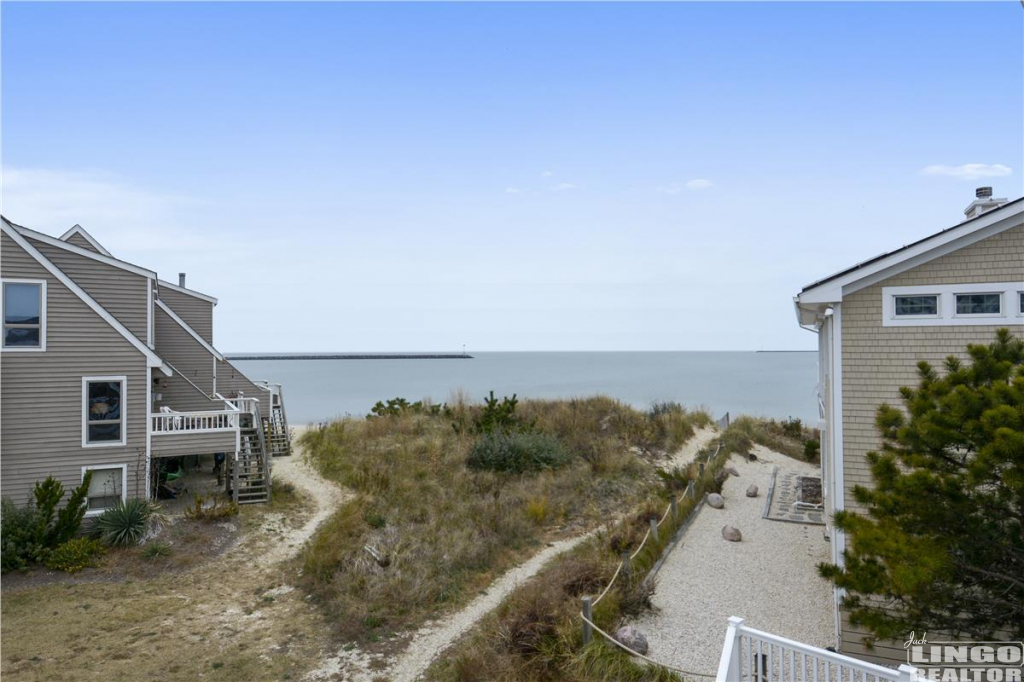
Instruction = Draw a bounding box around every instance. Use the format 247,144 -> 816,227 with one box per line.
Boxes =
178,273 -> 186,287
976,186 -> 993,199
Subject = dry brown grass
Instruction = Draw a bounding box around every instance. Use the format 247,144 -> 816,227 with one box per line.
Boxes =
298,396 -> 712,645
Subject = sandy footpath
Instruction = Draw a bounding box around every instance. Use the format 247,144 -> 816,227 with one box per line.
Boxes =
629,449 -> 833,677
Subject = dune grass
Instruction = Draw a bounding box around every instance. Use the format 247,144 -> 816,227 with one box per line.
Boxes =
298,396 -> 711,644
423,418 -> 738,682
722,415 -> 821,463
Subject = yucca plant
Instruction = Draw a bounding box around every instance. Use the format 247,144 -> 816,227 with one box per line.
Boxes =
94,498 -> 161,547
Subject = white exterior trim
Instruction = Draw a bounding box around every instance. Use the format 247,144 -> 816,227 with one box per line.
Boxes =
882,282 -> 1024,327
155,299 -> 224,361
81,463 -> 128,517
146,280 -> 155,348
830,304 -> 845,651
798,200 -> 1023,305
6,219 -> 156,280
1,278 -> 47,352
145,368 -> 152,500
82,375 -> 128,448
59,224 -> 113,258
157,278 -> 218,305
2,222 -> 172,373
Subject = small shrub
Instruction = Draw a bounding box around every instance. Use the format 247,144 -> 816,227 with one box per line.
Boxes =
804,439 -> 821,463
780,417 -> 804,439
184,495 -> 239,522
141,542 -> 173,559
524,497 -> 549,525
1,498 -> 45,572
45,537 -> 105,573
467,431 -> 570,474
467,391 -> 535,435
95,499 -> 158,547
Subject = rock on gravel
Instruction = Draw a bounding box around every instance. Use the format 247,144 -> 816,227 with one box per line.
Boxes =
721,525 -> 742,542
707,493 -> 725,509
746,484 -> 759,497
615,626 -> 649,655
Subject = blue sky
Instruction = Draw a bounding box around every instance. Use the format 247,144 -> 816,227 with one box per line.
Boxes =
3,2 -> 1021,352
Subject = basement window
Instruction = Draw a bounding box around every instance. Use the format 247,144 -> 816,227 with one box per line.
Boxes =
955,293 -> 1001,316
893,294 -> 938,317
83,377 -> 126,447
83,465 -> 126,513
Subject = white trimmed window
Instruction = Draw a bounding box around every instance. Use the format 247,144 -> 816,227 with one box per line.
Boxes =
83,377 -> 127,447
2,279 -> 46,350
83,465 -> 126,514
882,282 -> 1022,327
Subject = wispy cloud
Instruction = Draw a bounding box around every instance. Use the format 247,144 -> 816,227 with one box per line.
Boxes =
656,178 -> 715,194
541,170 -> 554,178
553,182 -> 577,191
505,186 -> 522,194
919,163 -> 1012,180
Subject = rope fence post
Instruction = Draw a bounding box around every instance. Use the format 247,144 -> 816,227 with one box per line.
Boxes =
621,550 -> 631,579
698,461 -> 705,477
670,493 -> 678,520
649,517 -> 659,542
687,479 -> 695,500
581,597 -> 593,645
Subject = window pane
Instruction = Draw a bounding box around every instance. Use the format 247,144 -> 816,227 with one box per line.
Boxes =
88,423 -> 122,442
3,283 -> 40,324
86,468 -> 122,511
894,295 -> 938,316
88,381 -> 122,422
956,294 -> 1001,315
1019,292 -> 1023,314
4,326 -> 40,347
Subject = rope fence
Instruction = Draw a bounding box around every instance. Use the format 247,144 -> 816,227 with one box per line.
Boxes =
579,413 -> 733,680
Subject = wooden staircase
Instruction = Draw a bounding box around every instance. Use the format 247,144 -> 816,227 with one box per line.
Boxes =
265,405 -> 291,457
231,413 -> 272,504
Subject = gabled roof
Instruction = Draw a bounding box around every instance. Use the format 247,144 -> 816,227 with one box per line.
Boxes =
2,221 -> 172,375
60,224 -> 113,257
157,279 -> 218,305
797,197 -> 1023,307
2,217 -> 156,280
155,299 -> 224,361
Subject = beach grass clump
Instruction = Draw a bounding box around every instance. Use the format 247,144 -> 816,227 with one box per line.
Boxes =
298,394 -> 713,644
723,415 -> 821,463
423,434 -> 735,682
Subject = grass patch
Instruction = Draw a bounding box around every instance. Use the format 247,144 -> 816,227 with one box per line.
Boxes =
423,431 -> 734,682
299,395 -> 711,643
721,415 -> 820,463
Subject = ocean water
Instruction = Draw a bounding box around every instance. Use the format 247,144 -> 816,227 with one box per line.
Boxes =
231,352 -> 819,425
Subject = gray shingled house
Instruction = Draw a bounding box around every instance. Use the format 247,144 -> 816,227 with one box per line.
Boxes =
1,217 -> 291,510
793,188 -> 1023,665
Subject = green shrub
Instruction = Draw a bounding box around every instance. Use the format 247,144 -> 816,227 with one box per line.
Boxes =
804,439 -> 821,463
1,498 -> 45,573
467,431 -> 570,474
94,498 -> 157,547
141,542 -> 173,559
45,537 -> 105,573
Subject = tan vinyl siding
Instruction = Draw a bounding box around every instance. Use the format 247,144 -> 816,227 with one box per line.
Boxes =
837,223 -> 1024,664
154,306 -> 216,407
158,286 -> 213,344
215,359 -> 265,399
1,233 -> 148,507
151,431 -> 236,458
64,232 -> 104,254
154,368 -> 222,412
27,237 -> 150,344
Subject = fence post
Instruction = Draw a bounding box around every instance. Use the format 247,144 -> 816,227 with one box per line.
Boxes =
670,493 -> 678,520
621,550 -> 631,578
687,480 -> 695,500
649,517 -> 659,542
581,597 -> 593,645
897,665 -> 918,682
699,461 -> 705,477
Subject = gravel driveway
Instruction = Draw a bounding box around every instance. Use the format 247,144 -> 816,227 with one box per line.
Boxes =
629,449 -> 834,678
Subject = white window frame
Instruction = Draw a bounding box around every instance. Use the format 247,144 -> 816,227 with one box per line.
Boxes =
1,278 -> 47,352
882,282 -> 1022,327
82,376 -> 128,448
81,463 -> 127,517
953,291 -> 1003,319
1018,291 -> 1024,318
890,293 -> 940,320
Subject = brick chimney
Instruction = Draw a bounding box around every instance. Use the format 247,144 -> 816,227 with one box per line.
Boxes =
963,186 -> 1008,221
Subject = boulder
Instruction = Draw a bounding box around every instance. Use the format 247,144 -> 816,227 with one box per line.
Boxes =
746,484 -> 759,498
722,525 -> 742,542
615,626 -> 649,655
707,493 -> 725,509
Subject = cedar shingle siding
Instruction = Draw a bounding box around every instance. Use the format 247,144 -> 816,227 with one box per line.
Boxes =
837,223 -> 1024,664
0,233 -> 148,506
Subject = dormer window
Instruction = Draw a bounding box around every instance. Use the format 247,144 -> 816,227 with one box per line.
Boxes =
2,280 -> 46,350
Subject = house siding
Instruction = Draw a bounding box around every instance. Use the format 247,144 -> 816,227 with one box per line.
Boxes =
158,286 -> 213,344
151,431 -> 236,458
154,306 -> 216,408
837,223 -> 1024,664
1,233 -> 149,507
215,359 -> 265,400
64,232 -> 104,254
27,237 -> 150,344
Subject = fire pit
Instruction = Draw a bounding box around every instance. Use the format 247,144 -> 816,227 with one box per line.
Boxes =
796,476 -> 822,507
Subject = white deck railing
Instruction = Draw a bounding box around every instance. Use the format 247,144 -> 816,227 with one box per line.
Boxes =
716,617 -> 918,682
151,410 -> 239,434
